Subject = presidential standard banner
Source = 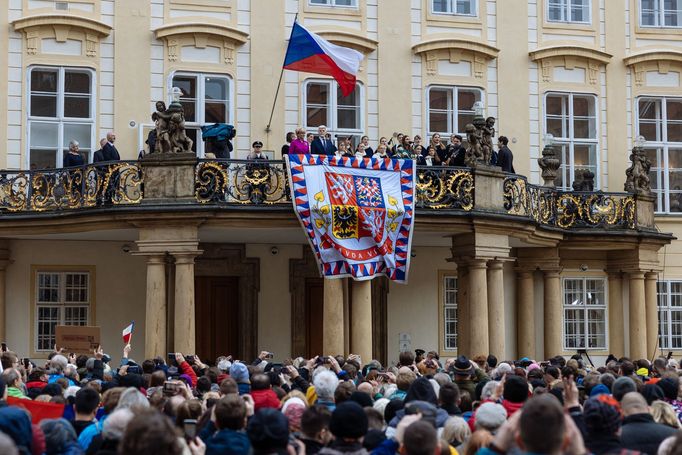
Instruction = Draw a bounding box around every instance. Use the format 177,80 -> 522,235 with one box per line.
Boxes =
286,154 -> 415,283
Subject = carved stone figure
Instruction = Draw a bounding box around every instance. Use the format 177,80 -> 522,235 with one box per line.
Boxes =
150,100 -> 193,154
538,144 -> 561,187
481,116 -> 495,165
624,147 -> 651,194
572,168 -> 595,192
464,123 -> 484,167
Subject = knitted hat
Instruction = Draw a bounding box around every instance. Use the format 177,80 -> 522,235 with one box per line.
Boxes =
658,377 -> 679,401
329,401 -> 368,439
583,396 -> 622,435
589,384 -> 610,397
230,362 -> 249,383
282,399 -> 305,433
247,408 -> 289,451
217,359 -> 232,371
475,402 -> 507,432
636,367 -> 649,377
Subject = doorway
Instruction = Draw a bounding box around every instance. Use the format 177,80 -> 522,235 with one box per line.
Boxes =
195,276 -> 239,362
304,278 -> 324,358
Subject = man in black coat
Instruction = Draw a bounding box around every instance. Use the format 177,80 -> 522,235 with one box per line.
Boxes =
496,135 -> 515,173
102,132 -> 120,161
447,135 -> 465,166
620,392 -> 677,455
310,125 -> 337,156
93,138 -> 107,163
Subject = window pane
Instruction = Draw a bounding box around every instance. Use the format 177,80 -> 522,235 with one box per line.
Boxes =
456,0 -> 473,15
180,101 -> 196,123
64,307 -> 88,325
37,306 -> 60,351
307,83 -> 329,105
30,95 -> 58,117
564,308 -> 585,348
670,282 -> 682,306
571,0 -> 590,22
666,100 -> 682,141
205,102 -> 227,123
64,96 -> 90,118
310,0 -> 329,4
30,150 -> 57,169
64,71 -> 90,94
307,107 -> 327,128
587,309 -> 606,348
430,112 -> 449,133
458,90 -> 477,111
548,0 -> 563,20
205,77 -> 228,101
65,273 -> 89,303
334,0 -> 355,6
573,96 -> 596,138
31,70 -> 58,92
671,310 -> 682,348
574,144 -> 597,169
338,86 -> 358,106
173,76 -> 197,98
432,0 -> 448,12
337,108 -> 359,129
63,123 -> 92,151
38,273 -> 60,302
585,279 -> 605,305
30,122 -> 59,148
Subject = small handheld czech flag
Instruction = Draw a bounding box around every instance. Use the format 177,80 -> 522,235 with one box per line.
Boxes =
122,321 -> 134,344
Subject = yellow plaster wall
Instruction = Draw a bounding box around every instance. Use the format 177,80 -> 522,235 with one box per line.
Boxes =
5,240 -> 147,364
0,5 -> 8,169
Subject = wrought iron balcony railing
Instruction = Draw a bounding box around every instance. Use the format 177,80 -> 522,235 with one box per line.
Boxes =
0,162 -> 142,212
503,175 -> 637,230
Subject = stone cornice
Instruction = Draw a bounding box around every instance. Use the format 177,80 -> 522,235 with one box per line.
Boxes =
623,49 -> 682,67
154,22 -> 249,46
314,29 -> 378,54
412,36 -> 499,60
12,14 -> 112,37
529,45 -> 612,65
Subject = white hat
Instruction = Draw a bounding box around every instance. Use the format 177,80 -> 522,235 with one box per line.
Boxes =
475,402 -> 507,432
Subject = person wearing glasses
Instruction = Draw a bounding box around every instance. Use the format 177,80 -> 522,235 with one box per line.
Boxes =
248,141 -> 268,160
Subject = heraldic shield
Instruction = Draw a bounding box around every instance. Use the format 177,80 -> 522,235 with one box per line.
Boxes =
285,154 -> 415,283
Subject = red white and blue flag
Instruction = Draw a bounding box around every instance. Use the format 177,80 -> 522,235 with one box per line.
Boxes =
286,154 -> 415,283
122,321 -> 134,344
283,21 -> 363,97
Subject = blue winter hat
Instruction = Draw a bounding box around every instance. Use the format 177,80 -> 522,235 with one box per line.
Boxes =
589,384 -> 610,397
230,362 -> 250,383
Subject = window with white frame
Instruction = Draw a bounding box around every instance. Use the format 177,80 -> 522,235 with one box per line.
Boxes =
544,92 -> 599,190
637,97 -> 682,213
35,271 -> 91,352
171,73 -> 232,157
309,0 -> 358,6
658,281 -> 682,349
432,0 -> 477,16
28,67 -> 95,169
563,277 -> 607,350
443,275 -> 458,350
547,0 -> 591,23
640,0 -> 682,27
427,86 -> 483,138
304,79 -> 363,147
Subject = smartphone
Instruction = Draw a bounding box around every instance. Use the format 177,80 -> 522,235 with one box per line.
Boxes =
183,419 -> 197,440
23,358 -> 30,369
185,355 -> 195,364
167,353 -> 177,367
667,351 -> 673,360
1,342 -> 7,353
266,352 -> 274,359
163,381 -> 181,396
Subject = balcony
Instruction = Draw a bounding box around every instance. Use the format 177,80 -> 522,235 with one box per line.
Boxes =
0,158 -> 661,238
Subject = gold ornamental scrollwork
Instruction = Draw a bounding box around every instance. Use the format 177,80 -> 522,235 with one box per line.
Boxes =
416,168 -> 474,211
104,163 -> 143,204
0,173 -> 29,212
195,161 -> 228,203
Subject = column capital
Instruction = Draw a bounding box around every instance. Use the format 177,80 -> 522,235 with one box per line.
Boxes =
487,260 -> 505,270
628,271 -> 646,280
644,271 -> 659,280
606,270 -> 623,279
466,258 -> 489,270
172,251 -> 203,264
542,268 -> 562,278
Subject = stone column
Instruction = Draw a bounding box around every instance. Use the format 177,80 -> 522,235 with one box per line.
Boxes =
628,271 -> 647,359
516,269 -> 535,359
145,255 -> 167,359
323,278 -> 345,355
543,269 -> 562,359
0,242 -> 10,343
645,272 -> 659,359
174,253 -> 198,354
468,259 -> 489,356
607,272 -> 625,358
487,260 -> 505,359
457,264 -> 470,355
351,280 -> 373,363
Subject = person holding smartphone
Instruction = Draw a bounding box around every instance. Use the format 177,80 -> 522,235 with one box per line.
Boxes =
199,394 -> 251,455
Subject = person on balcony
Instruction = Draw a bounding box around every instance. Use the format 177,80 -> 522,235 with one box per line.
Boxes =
428,133 -> 447,160
289,128 -> 310,155
102,132 -> 120,162
374,143 -> 391,159
247,142 -> 268,160
359,136 -> 373,157
63,140 -> 84,167
446,135 -> 465,167
93,138 -> 107,163
311,125 -> 337,156
334,140 -> 353,159
281,132 -> 295,157
496,136 -> 515,173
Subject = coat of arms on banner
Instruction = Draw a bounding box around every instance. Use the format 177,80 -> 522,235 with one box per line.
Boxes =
286,154 -> 415,283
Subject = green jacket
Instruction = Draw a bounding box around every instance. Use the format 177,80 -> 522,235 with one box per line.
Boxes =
7,386 -> 28,399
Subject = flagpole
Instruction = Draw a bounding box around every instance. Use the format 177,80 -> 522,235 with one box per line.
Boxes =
265,13 -> 298,134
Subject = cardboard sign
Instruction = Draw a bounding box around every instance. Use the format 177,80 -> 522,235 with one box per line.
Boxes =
55,325 -> 100,355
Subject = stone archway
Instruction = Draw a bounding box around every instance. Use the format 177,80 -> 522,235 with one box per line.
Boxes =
195,244 -> 259,361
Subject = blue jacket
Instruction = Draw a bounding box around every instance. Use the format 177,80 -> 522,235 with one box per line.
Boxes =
206,429 -> 251,455
237,383 -> 251,395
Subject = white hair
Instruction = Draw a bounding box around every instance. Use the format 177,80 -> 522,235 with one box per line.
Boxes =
115,387 -> 149,411
442,416 -> 471,447
69,140 -> 79,149
102,408 -> 134,440
50,355 -> 68,373
313,370 -> 339,401
480,381 -> 499,401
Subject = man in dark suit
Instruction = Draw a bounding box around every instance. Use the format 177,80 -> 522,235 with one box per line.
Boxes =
447,134 -> 466,166
93,138 -> 107,163
496,136 -> 515,173
102,132 -> 120,161
310,125 -> 337,155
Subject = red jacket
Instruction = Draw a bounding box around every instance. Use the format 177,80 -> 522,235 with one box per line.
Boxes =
250,389 -> 281,412
179,361 -> 197,388
25,381 -> 47,391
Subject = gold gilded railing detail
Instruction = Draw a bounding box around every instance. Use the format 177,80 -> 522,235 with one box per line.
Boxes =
415,167 -> 474,211
0,162 -> 142,213
504,176 -> 637,229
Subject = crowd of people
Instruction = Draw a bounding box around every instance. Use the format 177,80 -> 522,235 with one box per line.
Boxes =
279,126 -> 515,173
0,344 -> 680,455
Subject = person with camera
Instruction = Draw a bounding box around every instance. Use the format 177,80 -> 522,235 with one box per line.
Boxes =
199,394 -> 252,455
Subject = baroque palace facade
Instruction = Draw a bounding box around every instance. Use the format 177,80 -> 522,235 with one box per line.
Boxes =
0,0 -> 680,365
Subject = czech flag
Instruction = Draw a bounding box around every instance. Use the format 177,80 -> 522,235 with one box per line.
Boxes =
284,21 -> 363,97
122,321 -> 134,344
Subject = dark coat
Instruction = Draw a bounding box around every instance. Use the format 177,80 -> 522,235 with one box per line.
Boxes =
449,145 -> 466,167
205,429 -> 250,455
63,152 -> 84,167
102,143 -> 120,161
620,413 -> 678,455
311,137 -> 337,155
93,150 -> 105,163
497,145 -> 515,173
